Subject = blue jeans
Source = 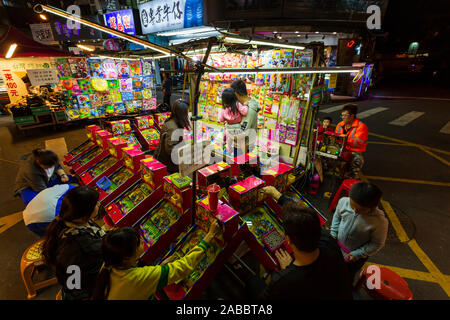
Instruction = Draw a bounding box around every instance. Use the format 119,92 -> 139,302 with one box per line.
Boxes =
20,175 -> 77,206
26,222 -> 50,237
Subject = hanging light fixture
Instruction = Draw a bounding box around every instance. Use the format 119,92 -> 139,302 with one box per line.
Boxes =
5,43 -> 17,59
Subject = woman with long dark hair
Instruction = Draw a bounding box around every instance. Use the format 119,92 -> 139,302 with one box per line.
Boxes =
219,87 -> 248,157
14,148 -> 74,205
92,221 -> 221,300
42,186 -> 105,300
155,99 -> 191,173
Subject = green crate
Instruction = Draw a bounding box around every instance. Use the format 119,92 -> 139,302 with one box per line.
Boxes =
14,116 -> 36,125
55,111 -> 67,120
31,106 -> 51,115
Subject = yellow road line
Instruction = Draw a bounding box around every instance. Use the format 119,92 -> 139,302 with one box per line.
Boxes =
365,176 -> 450,187
0,211 -> 23,235
419,147 -> 450,167
363,262 -> 436,283
407,240 -> 450,297
381,200 -> 410,243
367,141 -> 411,146
370,132 -> 450,156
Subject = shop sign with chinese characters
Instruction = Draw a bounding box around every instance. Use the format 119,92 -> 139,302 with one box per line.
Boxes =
104,9 -> 137,38
138,0 -> 187,34
0,70 -> 28,103
26,69 -> 60,86
29,23 -> 55,44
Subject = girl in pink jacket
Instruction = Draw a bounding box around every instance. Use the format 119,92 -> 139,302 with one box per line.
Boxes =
220,88 -> 248,157
219,88 -> 248,124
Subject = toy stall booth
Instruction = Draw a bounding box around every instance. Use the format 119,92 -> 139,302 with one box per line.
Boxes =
56,56 -> 158,121
135,172 -> 194,265
106,119 -> 142,149
133,115 -> 160,151
70,129 -> 112,176
63,125 -> 101,165
104,155 -> 166,228
78,137 -> 128,187
155,187 -> 248,300
96,146 -> 146,206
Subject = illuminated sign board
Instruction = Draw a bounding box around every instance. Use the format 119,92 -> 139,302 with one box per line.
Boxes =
104,9 -> 137,38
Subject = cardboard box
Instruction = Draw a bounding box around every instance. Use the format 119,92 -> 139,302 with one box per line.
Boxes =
197,162 -> 231,193
261,163 -> 294,192
229,176 -> 265,214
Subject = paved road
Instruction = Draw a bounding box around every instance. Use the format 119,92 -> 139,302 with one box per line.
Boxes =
315,96 -> 450,299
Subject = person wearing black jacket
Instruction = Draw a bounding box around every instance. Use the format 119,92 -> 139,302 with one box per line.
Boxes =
257,186 -> 353,300
42,186 -> 106,300
14,149 -> 74,205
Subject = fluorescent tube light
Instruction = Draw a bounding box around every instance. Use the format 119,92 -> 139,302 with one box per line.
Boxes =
224,36 -> 305,50
5,43 -> 17,59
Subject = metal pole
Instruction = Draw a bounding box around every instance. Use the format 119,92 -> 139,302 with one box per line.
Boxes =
191,41 -> 213,223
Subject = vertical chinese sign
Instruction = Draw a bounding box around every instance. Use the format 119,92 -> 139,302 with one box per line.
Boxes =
0,70 -> 28,103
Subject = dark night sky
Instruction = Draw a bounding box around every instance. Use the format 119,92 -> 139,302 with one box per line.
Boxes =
378,0 -> 450,54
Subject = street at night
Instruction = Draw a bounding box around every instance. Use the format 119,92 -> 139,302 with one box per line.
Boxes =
0,0 -> 448,311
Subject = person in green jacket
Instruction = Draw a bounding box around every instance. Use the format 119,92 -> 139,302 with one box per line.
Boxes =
92,220 -> 222,300
231,80 -> 261,153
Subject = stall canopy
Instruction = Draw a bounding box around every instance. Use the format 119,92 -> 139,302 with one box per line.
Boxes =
0,26 -> 71,58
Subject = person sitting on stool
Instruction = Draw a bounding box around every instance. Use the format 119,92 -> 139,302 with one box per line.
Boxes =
14,149 -> 76,205
335,104 -> 369,179
23,184 -> 77,237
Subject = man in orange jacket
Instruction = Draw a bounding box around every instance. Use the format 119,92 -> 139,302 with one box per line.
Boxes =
335,104 -> 369,179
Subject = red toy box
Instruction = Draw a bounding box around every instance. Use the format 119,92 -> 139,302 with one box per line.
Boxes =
104,158 -> 165,228
196,197 -> 240,245
134,115 -> 160,150
197,162 -> 231,194
163,173 -> 192,212
229,176 -> 266,214
261,163 -> 294,193
230,152 -> 259,177
78,137 -> 128,187
96,147 -> 145,206
64,125 -> 101,165
140,157 -> 167,189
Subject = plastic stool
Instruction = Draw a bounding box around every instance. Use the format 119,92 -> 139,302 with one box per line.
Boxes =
20,240 -> 58,299
328,179 -> 359,213
355,265 -> 413,300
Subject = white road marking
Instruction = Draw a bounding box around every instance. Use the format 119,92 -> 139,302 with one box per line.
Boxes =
389,111 -> 425,126
357,107 -> 389,119
319,104 -> 347,113
439,121 -> 450,134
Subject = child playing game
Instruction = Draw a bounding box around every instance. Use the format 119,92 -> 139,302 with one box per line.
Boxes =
314,117 -> 334,182
92,220 -> 222,300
